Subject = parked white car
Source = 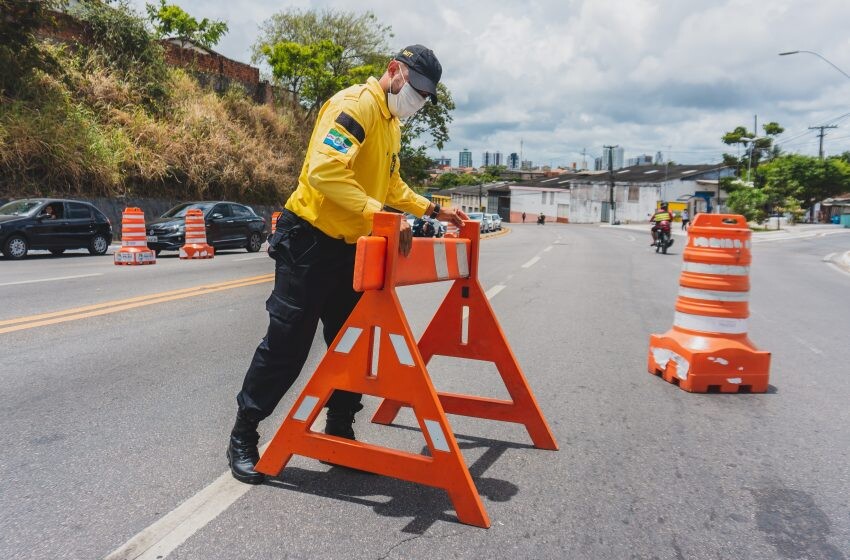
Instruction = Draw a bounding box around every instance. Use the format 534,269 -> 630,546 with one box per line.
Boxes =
486,213 -> 502,230
466,212 -> 488,233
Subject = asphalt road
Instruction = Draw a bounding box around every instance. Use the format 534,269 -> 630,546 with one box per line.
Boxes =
1,224 -> 849,560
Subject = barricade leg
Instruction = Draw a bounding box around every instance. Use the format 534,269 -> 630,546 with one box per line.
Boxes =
372,279 -> 558,451
255,288 -> 490,528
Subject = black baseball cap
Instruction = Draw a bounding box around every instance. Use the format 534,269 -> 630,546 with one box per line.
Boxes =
394,45 -> 442,103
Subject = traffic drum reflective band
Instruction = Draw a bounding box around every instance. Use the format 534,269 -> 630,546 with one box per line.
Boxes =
691,237 -> 751,249
681,262 -> 749,276
677,287 -> 750,302
674,312 -> 748,334
122,240 -> 148,247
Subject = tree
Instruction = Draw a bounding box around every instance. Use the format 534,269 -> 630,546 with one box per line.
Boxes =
721,121 -> 784,178
145,0 -> 228,49
253,8 -> 391,113
399,83 -> 455,187
756,154 -> 850,210
0,0 -> 59,97
727,186 -> 768,223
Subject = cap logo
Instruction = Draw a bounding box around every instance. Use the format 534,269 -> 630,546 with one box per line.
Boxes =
402,49 -> 414,58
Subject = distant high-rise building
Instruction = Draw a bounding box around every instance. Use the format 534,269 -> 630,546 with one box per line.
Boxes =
594,156 -> 604,171
626,154 -> 653,167
481,151 -> 502,167
601,146 -> 624,170
521,160 -> 533,170
508,152 -> 520,170
433,156 -> 451,168
459,148 -> 472,168
654,151 -> 664,164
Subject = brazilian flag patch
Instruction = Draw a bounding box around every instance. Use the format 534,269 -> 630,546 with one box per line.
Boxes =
323,127 -> 353,154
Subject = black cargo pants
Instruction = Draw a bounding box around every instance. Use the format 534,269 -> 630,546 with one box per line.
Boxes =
236,209 -> 363,422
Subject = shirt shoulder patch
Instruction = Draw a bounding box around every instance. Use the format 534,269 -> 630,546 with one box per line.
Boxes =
323,127 -> 354,154
335,111 -> 366,144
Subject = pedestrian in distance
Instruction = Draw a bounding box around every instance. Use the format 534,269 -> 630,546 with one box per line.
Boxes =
537,212 -> 545,225
522,211 -> 526,223
681,208 -> 690,230
227,44 -> 468,485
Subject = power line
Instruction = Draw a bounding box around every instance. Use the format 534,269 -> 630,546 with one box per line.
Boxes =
809,125 -> 838,159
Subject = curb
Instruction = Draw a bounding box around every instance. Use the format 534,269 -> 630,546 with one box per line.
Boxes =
482,226 -> 511,240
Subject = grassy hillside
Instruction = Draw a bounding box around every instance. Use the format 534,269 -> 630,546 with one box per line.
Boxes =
0,37 -> 308,205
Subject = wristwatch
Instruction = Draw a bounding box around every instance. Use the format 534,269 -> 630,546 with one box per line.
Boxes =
429,203 -> 441,219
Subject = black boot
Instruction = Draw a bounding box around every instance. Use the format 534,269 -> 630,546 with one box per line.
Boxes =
227,412 -> 264,484
324,403 -> 364,440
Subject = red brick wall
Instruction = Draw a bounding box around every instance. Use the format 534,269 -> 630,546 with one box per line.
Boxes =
161,41 -> 259,87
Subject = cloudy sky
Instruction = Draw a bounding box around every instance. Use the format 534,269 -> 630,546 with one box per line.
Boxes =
129,0 -> 850,168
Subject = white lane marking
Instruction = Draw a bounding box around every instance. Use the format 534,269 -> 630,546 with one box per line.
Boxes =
104,443 -> 270,560
544,245 -> 553,252
521,256 -> 541,269
485,284 -> 506,300
0,273 -> 102,287
463,284 -> 506,320
792,336 -> 824,356
822,252 -> 836,262
233,255 -> 268,262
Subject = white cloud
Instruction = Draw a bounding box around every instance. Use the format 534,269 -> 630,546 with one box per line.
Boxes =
127,0 -> 850,166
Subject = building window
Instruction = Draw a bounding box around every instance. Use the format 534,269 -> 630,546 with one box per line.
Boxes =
541,192 -> 546,204
628,186 -> 639,202
549,192 -> 554,204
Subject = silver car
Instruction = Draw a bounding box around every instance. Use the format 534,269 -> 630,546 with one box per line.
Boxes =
486,213 -> 502,230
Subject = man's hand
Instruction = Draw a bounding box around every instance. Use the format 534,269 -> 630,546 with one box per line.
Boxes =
437,207 -> 468,227
399,218 -> 413,256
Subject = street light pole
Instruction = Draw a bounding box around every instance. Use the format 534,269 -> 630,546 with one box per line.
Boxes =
603,144 -> 618,224
779,50 -> 850,80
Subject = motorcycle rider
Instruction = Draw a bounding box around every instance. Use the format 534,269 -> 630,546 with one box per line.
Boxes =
650,202 -> 674,246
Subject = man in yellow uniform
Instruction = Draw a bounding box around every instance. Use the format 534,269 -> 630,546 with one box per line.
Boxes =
227,44 -> 468,484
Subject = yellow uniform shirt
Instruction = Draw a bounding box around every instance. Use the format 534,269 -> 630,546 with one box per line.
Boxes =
652,211 -> 673,222
285,77 -> 430,244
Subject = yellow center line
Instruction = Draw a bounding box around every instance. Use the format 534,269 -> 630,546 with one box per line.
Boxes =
0,274 -> 274,335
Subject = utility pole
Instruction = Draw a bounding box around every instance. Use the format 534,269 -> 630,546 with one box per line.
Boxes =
809,125 -> 838,159
478,182 -> 483,212
581,148 -> 587,170
604,144 -> 618,224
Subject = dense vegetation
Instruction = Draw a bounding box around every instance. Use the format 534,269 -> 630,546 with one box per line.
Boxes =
719,121 -> 850,222
0,1 -> 309,204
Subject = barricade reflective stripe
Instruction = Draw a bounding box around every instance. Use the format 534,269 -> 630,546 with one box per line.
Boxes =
433,241 -> 449,280
692,237 -> 745,249
292,396 -> 319,421
678,287 -> 750,302
389,333 -> 414,366
424,419 -> 450,452
681,262 -> 749,276
456,243 -> 469,277
334,327 -> 363,354
673,312 -> 748,334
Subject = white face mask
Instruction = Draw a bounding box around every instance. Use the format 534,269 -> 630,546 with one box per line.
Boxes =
387,73 -> 427,119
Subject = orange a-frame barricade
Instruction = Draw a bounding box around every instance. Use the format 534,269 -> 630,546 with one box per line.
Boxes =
255,212 -> 557,528
648,213 -> 771,392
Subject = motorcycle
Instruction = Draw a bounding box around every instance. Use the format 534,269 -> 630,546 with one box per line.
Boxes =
654,220 -> 674,254
537,214 -> 545,225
